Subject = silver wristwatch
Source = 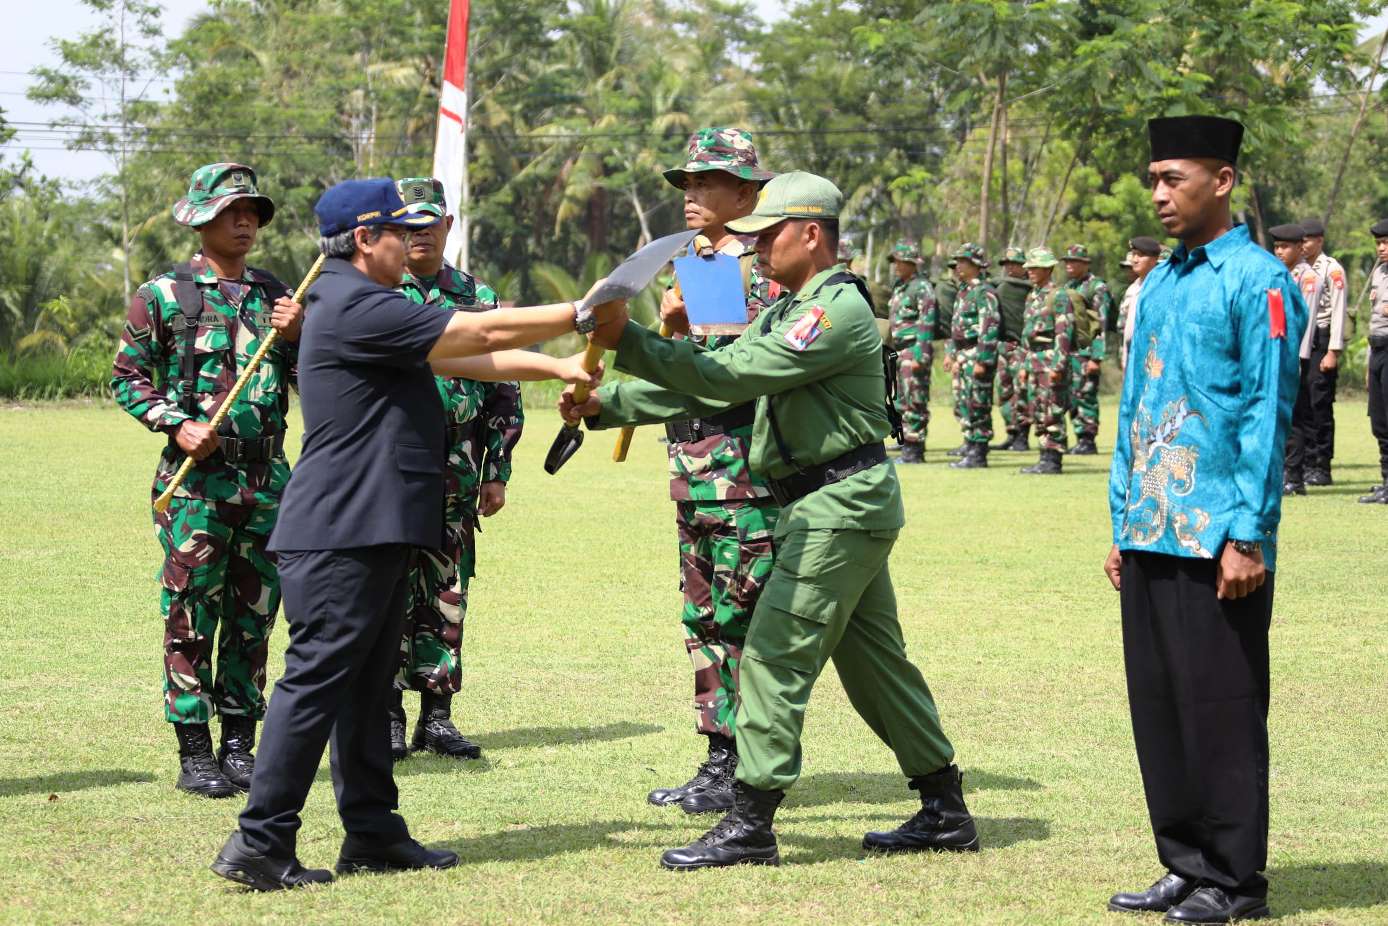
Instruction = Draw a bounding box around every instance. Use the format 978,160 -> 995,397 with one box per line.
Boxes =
1231,539 -> 1260,556
572,299 -> 596,334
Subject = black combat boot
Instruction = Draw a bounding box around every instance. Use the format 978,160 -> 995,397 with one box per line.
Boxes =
1359,483 -> 1388,504
1021,448 -> 1063,475
388,688 -> 408,761
648,733 -> 734,806
660,781 -> 785,870
895,441 -> 925,465
946,442 -> 968,457
217,715 -> 257,792
411,691 -> 482,760
679,745 -> 738,814
1068,434 -> 1098,455
991,431 -> 1017,452
1305,463 -> 1332,486
1008,431 -> 1031,452
175,723 -> 239,798
862,765 -> 980,853
949,443 -> 988,469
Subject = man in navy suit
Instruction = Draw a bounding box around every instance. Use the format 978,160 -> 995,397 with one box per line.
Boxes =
211,178 -> 613,890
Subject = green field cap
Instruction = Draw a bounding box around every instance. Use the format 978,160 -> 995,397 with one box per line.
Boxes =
172,163 -> 275,228
952,242 -> 989,268
889,239 -> 922,263
1063,243 -> 1092,262
396,177 -> 448,219
1000,246 -> 1026,264
726,171 -> 843,235
1024,247 -> 1058,269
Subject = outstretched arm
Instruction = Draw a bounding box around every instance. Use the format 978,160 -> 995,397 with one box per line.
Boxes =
431,350 -> 602,386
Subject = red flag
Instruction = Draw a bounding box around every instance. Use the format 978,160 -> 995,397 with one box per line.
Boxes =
1267,289 -> 1286,339
432,0 -> 470,263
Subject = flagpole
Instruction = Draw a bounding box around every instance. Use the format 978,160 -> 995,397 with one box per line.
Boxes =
460,50 -> 471,273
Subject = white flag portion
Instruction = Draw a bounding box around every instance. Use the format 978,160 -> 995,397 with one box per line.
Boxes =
431,0 -> 471,266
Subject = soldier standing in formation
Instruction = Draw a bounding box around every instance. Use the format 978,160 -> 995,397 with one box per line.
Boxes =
886,239 -> 936,463
992,246 -> 1033,452
1019,248 -> 1078,475
947,243 -> 1001,469
386,177 -> 523,761
936,258 -> 968,456
1270,223 -> 1315,497
1061,244 -> 1113,455
112,163 -> 303,798
1293,219 -> 1349,486
836,235 -> 857,270
1363,219 -> 1388,505
1117,237 -> 1162,371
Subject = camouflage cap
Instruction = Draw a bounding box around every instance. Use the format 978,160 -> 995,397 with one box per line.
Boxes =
1000,246 -> 1026,264
663,127 -> 774,189
952,242 -> 989,268
837,235 -> 857,262
172,163 -> 275,228
1023,247 -> 1058,269
396,177 -> 448,219
888,239 -> 922,263
1063,243 -> 1091,262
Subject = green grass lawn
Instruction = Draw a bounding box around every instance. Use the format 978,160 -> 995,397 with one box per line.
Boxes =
1,398 -> 1385,925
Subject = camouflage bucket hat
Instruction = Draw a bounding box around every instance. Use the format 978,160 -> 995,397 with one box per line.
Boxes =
172,163 -> 275,228
1063,243 -> 1091,262
663,127 -> 775,189
952,241 -> 989,268
396,177 -> 448,219
1024,247 -> 1058,269
888,239 -> 922,263
1000,246 -> 1026,264
837,235 -> 857,262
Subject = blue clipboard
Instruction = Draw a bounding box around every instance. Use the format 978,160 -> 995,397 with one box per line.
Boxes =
674,253 -> 748,336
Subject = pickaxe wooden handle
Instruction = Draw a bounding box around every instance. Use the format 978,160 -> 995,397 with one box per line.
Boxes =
153,253 -> 326,514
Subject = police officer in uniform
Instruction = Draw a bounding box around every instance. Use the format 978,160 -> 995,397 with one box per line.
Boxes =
573,171 -> 978,870
1268,224 -> 1315,496
1296,218 -> 1349,485
1363,218 -> 1388,504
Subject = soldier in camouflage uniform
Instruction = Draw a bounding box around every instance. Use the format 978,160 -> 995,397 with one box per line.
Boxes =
947,243 -> 1001,468
937,258 -> 969,456
112,163 -> 303,798
381,178 -> 524,762
886,239 -> 936,463
837,235 -> 857,269
1061,244 -> 1113,455
1019,248 -> 1079,475
992,247 -> 1033,451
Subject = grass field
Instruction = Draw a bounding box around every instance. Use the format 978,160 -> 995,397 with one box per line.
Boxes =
1,397 -> 1385,925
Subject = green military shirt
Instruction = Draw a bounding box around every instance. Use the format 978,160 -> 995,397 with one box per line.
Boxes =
606,264 -> 903,535
111,252 -> 293,505
1022,281 -> 1077,361
949,278 -> 1002,366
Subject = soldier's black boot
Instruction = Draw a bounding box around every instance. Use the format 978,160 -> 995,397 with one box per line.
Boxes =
946,442 -> 968,457
991,431 -> 1017,451
949,443 -> 988,469
217,715 -> 257,792
1021,448 -> 1063,475
1068,434 -> 1098,455
896,441 -> 924,464
648,733 -> 733,806
679,744 -> 738,814
411,691 -> 482,759
1008,431 -> 1031,452
388,688 -> 408,761
175,723 -> 239,798
660,781 -> 784,870
1358,483 -> 1388,504
862,765 -> 980,853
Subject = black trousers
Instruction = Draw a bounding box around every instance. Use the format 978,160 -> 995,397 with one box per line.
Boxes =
1120,552 -> 1273,898
238,544 -> 414,858
1307,327 -> 1338,466
1283,356 -> 1313,480
1368,343 -> 1388,482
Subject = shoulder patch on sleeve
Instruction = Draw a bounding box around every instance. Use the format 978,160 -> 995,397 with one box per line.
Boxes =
1329,267 -> 1345,290
784,305 -> 828,351
1266,289 -> 1286,339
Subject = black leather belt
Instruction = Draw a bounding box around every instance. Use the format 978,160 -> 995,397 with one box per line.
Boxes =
665,403 -> 756,445
217,432 -> 284,465
1369,335 -> 1388,350
766,442 -> 887,507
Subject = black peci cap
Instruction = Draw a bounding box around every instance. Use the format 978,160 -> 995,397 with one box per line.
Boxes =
1128,236 -> 1162,256
1372,218 -> 1388,238
1299,218 -> 1326,237
1148,116 -> 1244,165
1269,224 -> 1306,243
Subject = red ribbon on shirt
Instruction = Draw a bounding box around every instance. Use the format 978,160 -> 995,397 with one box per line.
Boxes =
1266,289 -> 1286,339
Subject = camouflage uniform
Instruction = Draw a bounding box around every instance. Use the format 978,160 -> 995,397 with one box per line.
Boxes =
886,240 -> 936,451
1061,245 -> 1113,444
994,247 -> 1033,444
949,244 -> 1002,447
1020,249 -> 1076,454
396,264 -> 518,696
111,164 -> 288,726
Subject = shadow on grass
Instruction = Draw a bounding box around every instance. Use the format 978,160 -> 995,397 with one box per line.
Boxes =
780,816 -> 1050,864
1270,861 -> 1388,916
0,768 -> 154,797
792,770 -> 1041,808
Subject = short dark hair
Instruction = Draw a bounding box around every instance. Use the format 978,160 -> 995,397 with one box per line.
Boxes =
318,225 -> 384,258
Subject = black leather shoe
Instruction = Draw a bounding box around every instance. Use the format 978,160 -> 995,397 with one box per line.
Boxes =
660,782 -> 783,870
175,723 -> 239,798
211,830 -> 333,891
1282,480 -> 1307,496
1164,886 -> 1269,923
1021,449 -> 1063,475
949,444 -> 989,469
862,765 -> 980,853
679,747 -> 737,814
411,692 -> 482,760
649,734 -> 733,807
1358,484 -> 1388,504
1305,467 -> 1332,486
1108,872 -> 1197,914
217,715 -> 257,792
335,836 -> 459,874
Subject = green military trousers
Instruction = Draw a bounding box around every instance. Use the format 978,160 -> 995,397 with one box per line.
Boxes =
735,526 -> 955,791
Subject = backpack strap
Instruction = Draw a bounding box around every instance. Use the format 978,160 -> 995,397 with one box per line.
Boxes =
170,263 -> 204,418
826,271 -> 903,442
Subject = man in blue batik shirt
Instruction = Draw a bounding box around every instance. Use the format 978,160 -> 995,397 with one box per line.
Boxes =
1102,116 -> 1305,925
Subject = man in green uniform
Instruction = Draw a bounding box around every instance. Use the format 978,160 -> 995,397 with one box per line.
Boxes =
387,177 -> 523,762
1019,247 -> 1080,475
947,243 -> 1001,468
886,239 -> 936,463
1061,244 -> 1114,454
992,247 -> 1034,451
570,171 -> 978,869
112,163 -> 303,797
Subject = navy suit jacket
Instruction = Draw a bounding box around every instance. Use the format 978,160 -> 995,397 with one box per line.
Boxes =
270,258 -> 452,552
